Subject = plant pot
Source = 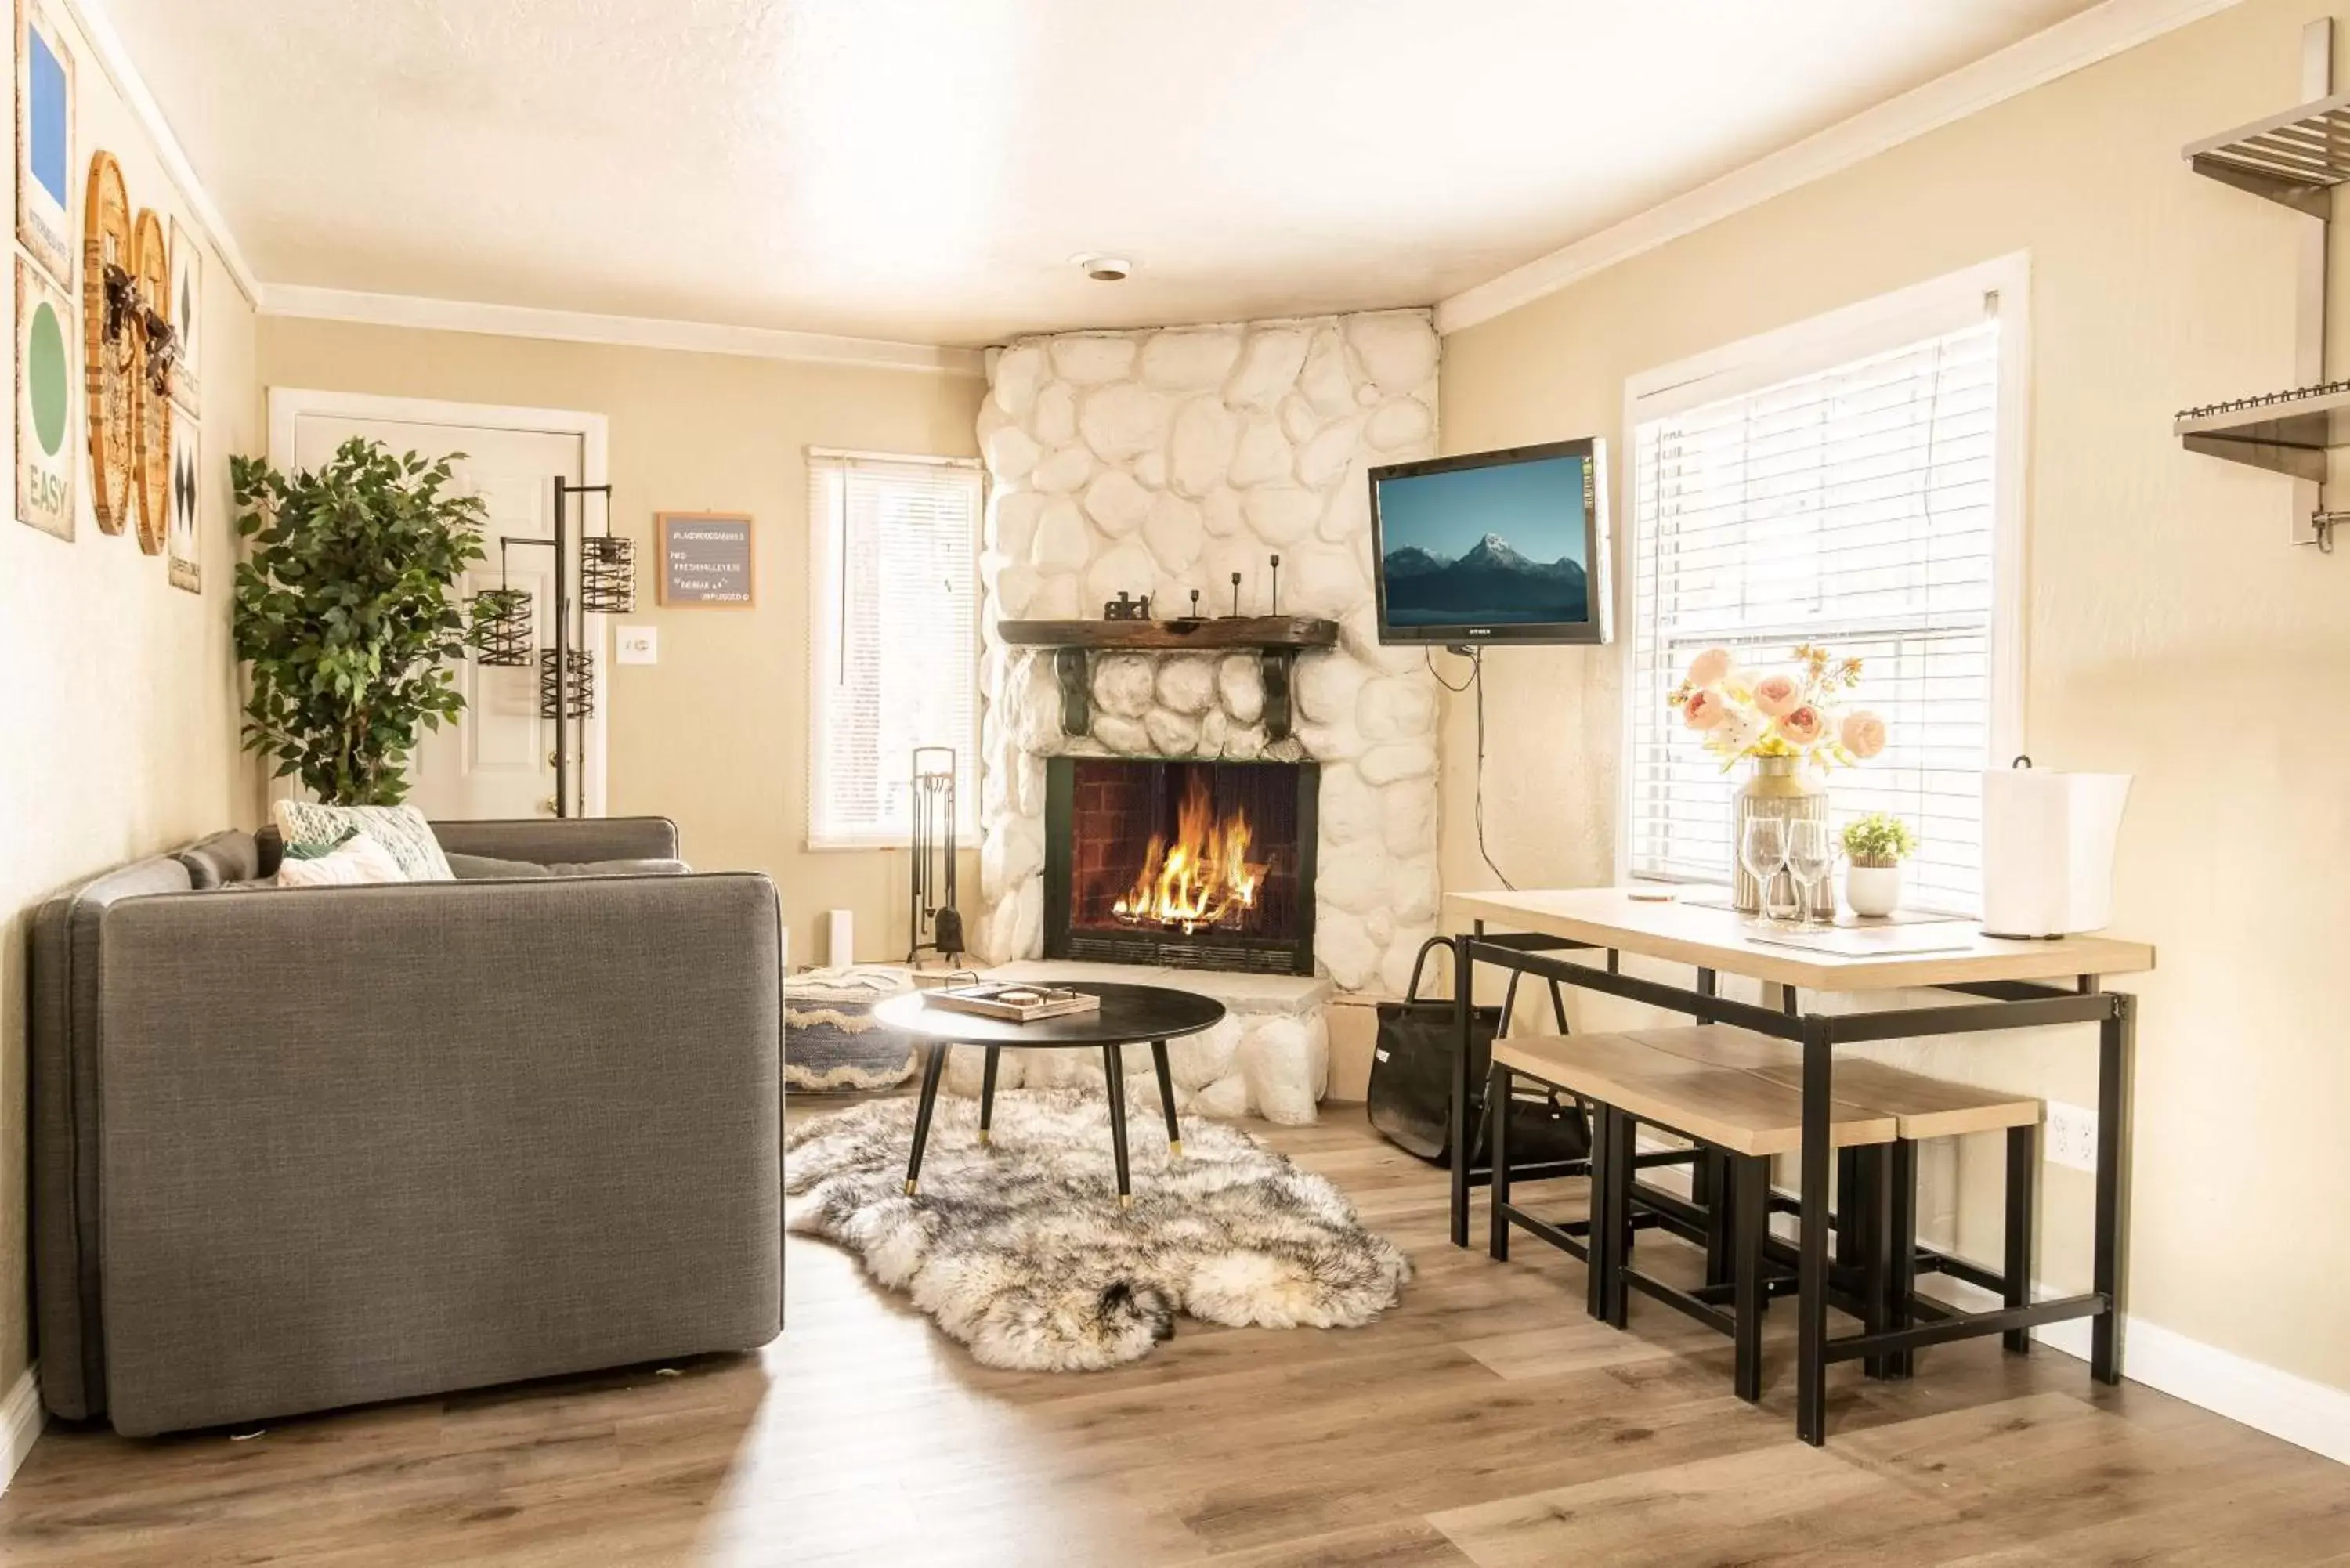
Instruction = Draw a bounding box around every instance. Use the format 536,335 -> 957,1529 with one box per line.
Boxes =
1731,756 -> 1832,918
1844,863 -> 1903,919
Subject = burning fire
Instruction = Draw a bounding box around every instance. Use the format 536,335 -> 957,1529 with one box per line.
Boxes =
1113,774 -> 1269,934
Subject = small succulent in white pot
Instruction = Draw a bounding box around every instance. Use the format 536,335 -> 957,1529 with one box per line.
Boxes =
1840,813 -> 1918,918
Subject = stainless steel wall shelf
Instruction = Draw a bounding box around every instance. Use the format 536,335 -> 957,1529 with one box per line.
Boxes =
2185,89 -> 2350,219
2173,379 -> 2350,481
2175,18 -> 2342,546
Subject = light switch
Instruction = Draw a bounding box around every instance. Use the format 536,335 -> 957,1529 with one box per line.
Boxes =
615,625 -> 660,665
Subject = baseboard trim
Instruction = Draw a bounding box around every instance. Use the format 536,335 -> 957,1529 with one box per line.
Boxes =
2017,1308 -> 2350,1466
1,1365 -> 44,1493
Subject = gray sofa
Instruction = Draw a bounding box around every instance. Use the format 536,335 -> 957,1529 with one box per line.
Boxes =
32,817 -> 783,1436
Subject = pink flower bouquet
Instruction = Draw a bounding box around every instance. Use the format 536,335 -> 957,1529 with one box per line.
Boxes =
1668,642 -> 1887,771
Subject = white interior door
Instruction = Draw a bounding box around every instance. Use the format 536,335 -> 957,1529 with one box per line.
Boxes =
285,413 -> 597,820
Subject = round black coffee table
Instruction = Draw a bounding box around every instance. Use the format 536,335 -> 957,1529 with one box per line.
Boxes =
873,982 -> 1227,1207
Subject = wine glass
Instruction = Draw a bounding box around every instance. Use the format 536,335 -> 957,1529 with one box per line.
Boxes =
1740,816 -> 1791,925
1784,818 -> 1835,929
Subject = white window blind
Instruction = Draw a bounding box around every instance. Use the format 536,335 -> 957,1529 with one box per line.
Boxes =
1627,314 -> 2008,915
807,452 -> 982,850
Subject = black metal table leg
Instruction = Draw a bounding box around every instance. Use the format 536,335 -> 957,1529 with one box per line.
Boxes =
1856,1143 -> 1889,1378
1836,1147 -> 1863,1270
1605,1108 -> 1634,1329
1795,1015 -> 1833,1445
904,1041 -> 951,1196
978,1046 -> 1000,1147
1885,1137 -> 1918,1379
1585,1105 -> 1612,1320
2092,992 -> 2134,1384
1150,1040 -> 1182,1157
1449,932 -> 1474,1248
2005,1121 -> 2037,1354
1103,1042 -> 1133,1208
1701,1151 -> 1734,1288
1488,1060 -> 1513,1261
1734,1154 -> 1768,1403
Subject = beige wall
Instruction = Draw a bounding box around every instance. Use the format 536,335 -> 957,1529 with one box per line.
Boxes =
257,318 -> 986,966
1439,0 -> 2350,1394
0,18 -> 262,1386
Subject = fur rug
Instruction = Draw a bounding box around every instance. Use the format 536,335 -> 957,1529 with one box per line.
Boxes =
786,1089 -> 1412,1371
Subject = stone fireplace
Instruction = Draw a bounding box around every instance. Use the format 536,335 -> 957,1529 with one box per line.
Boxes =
1045,757 -> 1319,976
965,309 -> 1442,1122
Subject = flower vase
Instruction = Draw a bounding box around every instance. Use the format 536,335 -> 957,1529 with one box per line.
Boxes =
1731,755 -> 1833,918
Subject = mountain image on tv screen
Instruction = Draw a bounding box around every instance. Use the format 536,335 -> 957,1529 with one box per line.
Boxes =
1376,454 -> 1590,626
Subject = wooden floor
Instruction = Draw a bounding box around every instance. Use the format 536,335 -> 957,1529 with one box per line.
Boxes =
2,1115 -> 2345,1566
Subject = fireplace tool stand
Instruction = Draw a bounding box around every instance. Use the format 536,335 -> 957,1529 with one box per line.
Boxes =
908,746 -> 965,963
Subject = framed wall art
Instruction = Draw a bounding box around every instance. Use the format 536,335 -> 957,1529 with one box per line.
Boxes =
168,215 -> 199,410
129,205 -> 169,554
657,511 -> 756,606
81,148 -> 132,534
167,411 -> 197,592
15,253 -> 72,538
15,0 -> 72,286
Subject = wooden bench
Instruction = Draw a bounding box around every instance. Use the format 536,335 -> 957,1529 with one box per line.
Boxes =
1491,1024 -> 2048,1387
1493,1031 -> 1897,1156
1489,1029 -> 1900,1401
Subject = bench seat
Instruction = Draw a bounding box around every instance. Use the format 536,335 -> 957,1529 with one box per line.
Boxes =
1595,1025 -> 2044,1142
1492,1031 -> 1896,1158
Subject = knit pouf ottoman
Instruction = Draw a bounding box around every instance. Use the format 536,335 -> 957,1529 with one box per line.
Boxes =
783,966 -> 921,1092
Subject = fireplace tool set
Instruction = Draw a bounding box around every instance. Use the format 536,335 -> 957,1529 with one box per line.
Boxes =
907,746 -> 966,964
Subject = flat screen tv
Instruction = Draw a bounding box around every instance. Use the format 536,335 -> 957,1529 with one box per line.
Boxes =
1368,438 -> 1610,646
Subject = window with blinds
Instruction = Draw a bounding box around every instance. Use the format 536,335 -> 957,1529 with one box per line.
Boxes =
807,452 -> 983,849
1626,309 -> 2010,915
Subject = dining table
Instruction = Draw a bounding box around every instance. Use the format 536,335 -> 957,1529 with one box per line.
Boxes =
1442,886 -> 2155,1446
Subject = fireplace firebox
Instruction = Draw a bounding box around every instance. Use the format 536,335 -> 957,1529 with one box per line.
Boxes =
1043,757 -> 1318,976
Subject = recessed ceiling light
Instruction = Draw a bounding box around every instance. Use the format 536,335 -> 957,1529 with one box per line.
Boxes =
1071,252 -> 1133,283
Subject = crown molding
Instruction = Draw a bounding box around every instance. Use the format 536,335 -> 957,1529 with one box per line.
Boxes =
1437,0 -> 2247,334
57,0 -> 261,305
258,284 -> 989,377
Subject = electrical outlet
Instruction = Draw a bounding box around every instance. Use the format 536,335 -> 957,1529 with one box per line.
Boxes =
2044,1100 -> 2099,1173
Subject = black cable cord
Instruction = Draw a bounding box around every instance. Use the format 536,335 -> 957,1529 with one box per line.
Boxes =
1424,645 -> 1517,892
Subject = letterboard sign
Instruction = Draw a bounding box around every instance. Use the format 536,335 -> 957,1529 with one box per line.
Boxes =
656,512 -> 756,607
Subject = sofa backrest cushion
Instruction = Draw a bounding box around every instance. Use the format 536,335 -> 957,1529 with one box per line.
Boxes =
31,854 -> 195,1422
174,830 -> 260,890
431,817 -> 681,865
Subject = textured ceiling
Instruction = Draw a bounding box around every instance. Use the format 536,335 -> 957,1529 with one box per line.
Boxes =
108,0 -> 2103,347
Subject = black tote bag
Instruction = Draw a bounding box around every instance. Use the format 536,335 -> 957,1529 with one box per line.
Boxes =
1365,938 -> 1590,1169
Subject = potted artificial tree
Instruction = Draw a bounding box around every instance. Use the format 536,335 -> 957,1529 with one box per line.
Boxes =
1839,812 -> 1917,918
231,439 -> 492,804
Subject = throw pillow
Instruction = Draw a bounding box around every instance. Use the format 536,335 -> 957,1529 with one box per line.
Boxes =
276,832 -> 409,887
271,800 -> 454,882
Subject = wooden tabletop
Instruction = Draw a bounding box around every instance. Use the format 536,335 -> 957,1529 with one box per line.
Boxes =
1444,887 -> 2153,992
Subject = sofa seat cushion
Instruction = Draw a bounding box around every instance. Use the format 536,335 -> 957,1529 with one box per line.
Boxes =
271,801 -> 454,881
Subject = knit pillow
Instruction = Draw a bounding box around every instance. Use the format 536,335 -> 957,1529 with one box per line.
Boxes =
271,800 -> 454,881
276,831 -> 409,887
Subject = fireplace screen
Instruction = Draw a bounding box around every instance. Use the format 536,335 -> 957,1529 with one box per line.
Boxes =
1044,757 -> 1318,976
